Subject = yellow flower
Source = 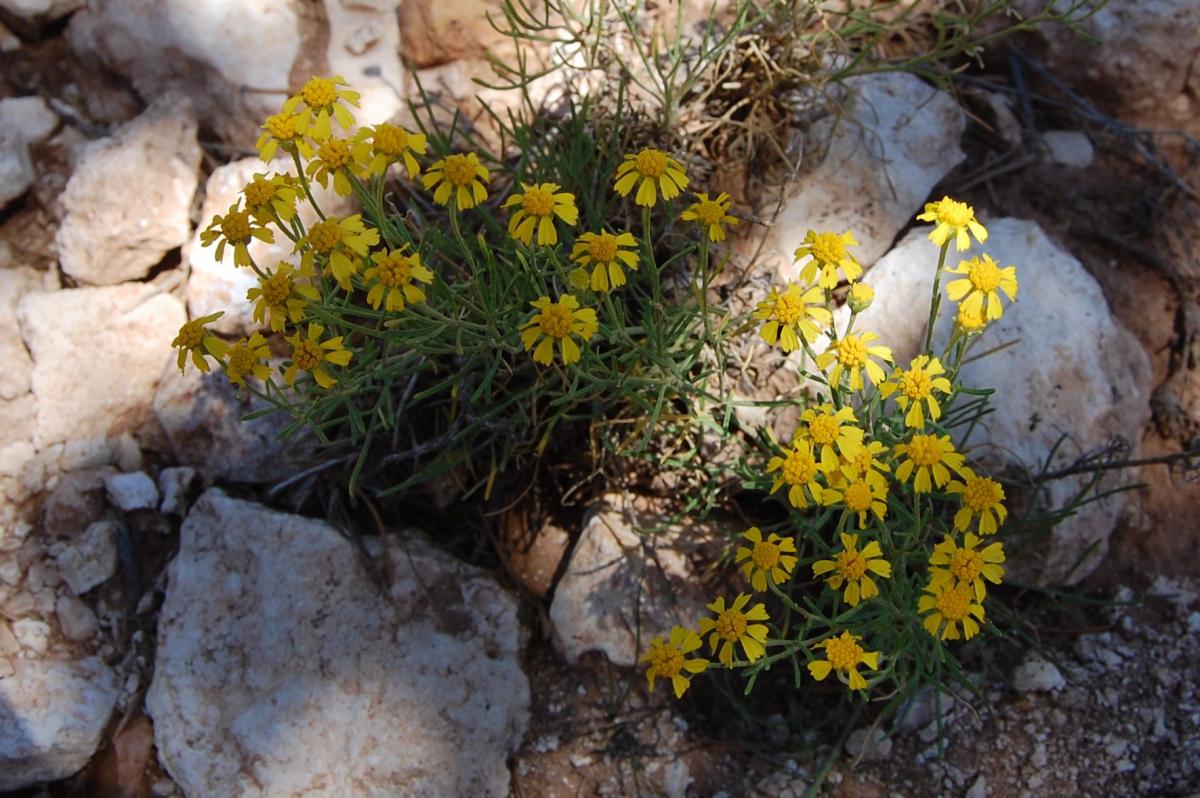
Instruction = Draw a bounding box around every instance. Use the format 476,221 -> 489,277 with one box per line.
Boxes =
812,533 -> 892,606
767,439 -> 830,509
816,331 -> 893,392
282,75 -> 360,141
794,230 -> 863,289
955,300 -> 989,333
823,470 -> 889,529
363,246 -> 434,312
642,626 -> 709,699
353,123 -> 427,178
171,312 -> 228,374
753,283 -> 832,353
894,433 -> 966,493
284,322 -> 352,389
222,332 -> 272,387
799,404 -> 863,470
918,580 -> 985,641
946,468 -> 1008,535
246,261 -> 320,332
847,281 -> 874,313
297,214 -> 380,291
520,294 -> 598,366
929,533 -> 1006,601
423,152 -> 490,210
570,230 -> 639,293
199,201 -> 274,268
613,147 -> 689,207
697,594 -> 770,666
945,253 -> 1018,321
879,354 -> 952,429
916,196 -> 988,251
680,192 -> 738,242
306,136 -> 362,196
256,111 -> 313,161
833,439 -> 891,485
502,182 -> 578,246
807,631 -> 880,691
735,527 -> 798,592
242,172 -> 299,224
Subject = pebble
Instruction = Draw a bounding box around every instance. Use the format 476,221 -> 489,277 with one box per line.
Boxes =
103,470 -> 158,511
1013,657 -> 1066,693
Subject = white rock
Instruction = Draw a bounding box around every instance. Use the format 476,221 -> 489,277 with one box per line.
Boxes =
763,72 -> 965,277
42,468 -> 111,539
846,727 -> 892,762
55,520 -> 118,596
856,219 -> 1152,585
0,265 -> 47,401
67,0 -> 302,146
0,0 -> 83,22
0,655 -> 117,791
0,394 -> 36,452
11,618 -> 51,653
0,96 -> 59,144
549,494 -> 712,666
1012,656 -> 1065,693
0,133 -> 34,210
104,470 -> 158,511
158,466 -> 196,515
19,283 -> 185,449
965,775 -> 988,798
398,0 -> 509,68
324,0 -> 406,126
56,94 -> 201,285
1040,130 -> 1094,169
147,489 -> 529,797
56,593 -> 98,641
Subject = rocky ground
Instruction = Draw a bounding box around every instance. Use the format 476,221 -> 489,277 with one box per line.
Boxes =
1,0 -> 1199,796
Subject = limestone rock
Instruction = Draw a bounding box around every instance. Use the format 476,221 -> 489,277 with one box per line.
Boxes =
57,95 -> 201,285
398,0 -> 508,68
147,489 -> 529,797
104,471 -> 158,512
54,519 -> 118,595
67,0 -> 302,146
0,0 -> 83,23
0,265 -> 44,401
19,283 -> 184,449
0,655 -> 118,790
157,466 -> 196,516
1040,130 -> 1094,170
324,0 -> 406,126
857,219 -> 1152,585
1013,655 -> 1066,693
0,96 -> 60,211
56,593 -> 98,641
549,494 -> 714,666
43,469 -> 111,539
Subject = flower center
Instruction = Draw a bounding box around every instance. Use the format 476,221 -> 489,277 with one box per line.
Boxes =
938,199 -> 973,227
261,272 -> 292,306
227,345 -> 256,376
244,177 -> 276,207
936,584 -> 972,620
177,321 -> 204,349
964,476 -> 1003,511
772,292 -> 805,325
264,112 -> 299,141
949,548 -> 983,582
521,188 -> 555,217
318,138 -> 352,169
694,199 -> 724,225
373,124 -> 408,155
221,210 -> 251,243
714,608 -> 749,642
377,253 -> 413,287
442,154 -> 476,187
906,434 -> 943,467
835,335 -> 868,368
293,339 -> 324,370
810,232 -> 846,265
539,305 -> 573,338
843,481 -> 874,513
751,539 -> 782,571
650,645 -> 684,678
968,258 -> 1001,291
781,449 -> 818,485
587,233 -> 618,264
308,220 -> 343,253
634,149 -> 668,178
899,368 -> 933,400
836,549 -> 868,581
956,302 -> 986,330
807,415 -> 838,446
825,634 -> 865,671
301,77 -> 336,108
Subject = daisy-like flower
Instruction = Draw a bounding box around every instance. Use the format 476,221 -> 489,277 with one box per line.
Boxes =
222,332 -> 272,388
613,147 -> 689,207
928,533 -> 1006,601
834,439 -> 891,484
916,196 -> 988,251
799,404 -> 864,470
767,439 -> 830,509
794,230 -> 863,289
945,253 -> 1018,321
823,470 -> 889,529
520,294 -> 598,366
353,123 -> 427,178
955,300 -> 989,334
642,626 -> 709,699
807,631 -> 881,691
816,331 -> 893,392
423,152 -> 490,210
698,594 -> 770,666
847,281 -> 874,313
918,580 -> 986,641
171,312 -> 227,374
812,533 -> 892,606
363,246 -> 434,312
502,182 -> 578,246
282,75 -> 360,141
680,192 -> 738,242
297,214 -> 380,291
879,354 -> 953,429
242,172 -> 299,224
284,322 -> 353,388
735,527 -> 798,592
754,283 -> 832,353
946,468 -> 1008,535
246,261 -> 320,332
199,201 -> 274,268
306,136 -> 362,196
894,433 -> 966,493
256,110 -> 313,161
570,230 -> 639,293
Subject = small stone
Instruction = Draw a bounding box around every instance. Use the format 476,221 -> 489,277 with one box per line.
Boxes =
1040,130 -> 1095,169
104,470 -> 158,511
846,727 -> 892,762
112,434 -> 143,472
158,466 -> 196,515
56,593 -> 98,641
0,0 -> 84,22
150,778 -> 178,797
55,519 -> 118,595
1013,656 -> 1066,693
0,96 -> 59,144
965,775 -> 987,798
11,618 -> 51,654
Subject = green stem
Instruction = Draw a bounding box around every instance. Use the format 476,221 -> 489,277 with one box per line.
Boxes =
922,241 -> 951,353
291,150 -> 325,221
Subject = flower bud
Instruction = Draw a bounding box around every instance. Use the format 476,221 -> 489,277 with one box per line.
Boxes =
847,281 -> 874,313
